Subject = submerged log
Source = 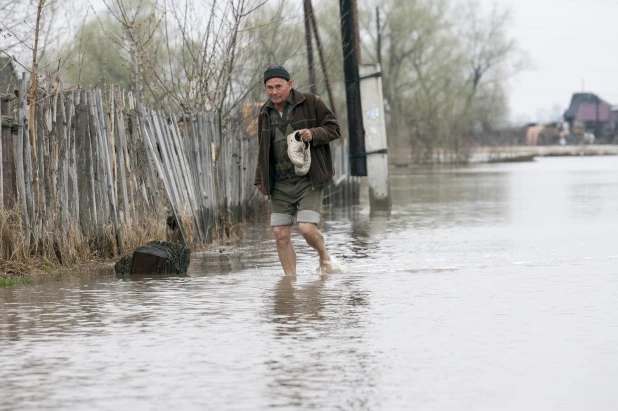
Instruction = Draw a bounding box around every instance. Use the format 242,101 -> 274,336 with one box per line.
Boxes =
114,240 -> 191,276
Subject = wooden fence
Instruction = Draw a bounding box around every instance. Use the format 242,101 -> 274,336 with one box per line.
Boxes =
0,76 -> 357,263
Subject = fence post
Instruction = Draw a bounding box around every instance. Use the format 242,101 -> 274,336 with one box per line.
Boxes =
57,91 -> 69,230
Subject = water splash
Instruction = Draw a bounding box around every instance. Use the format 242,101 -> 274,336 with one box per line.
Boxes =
316,257 -> 347,275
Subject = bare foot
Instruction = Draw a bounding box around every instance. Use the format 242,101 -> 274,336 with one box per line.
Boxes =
318,259 -> 343,274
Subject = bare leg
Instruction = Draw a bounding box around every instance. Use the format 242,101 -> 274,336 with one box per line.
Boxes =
297,222 -> 331,268
273,225 -> 296,276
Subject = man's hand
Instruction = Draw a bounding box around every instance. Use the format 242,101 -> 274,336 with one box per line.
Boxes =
297,128 -> 312,142
256,184 -> 268,196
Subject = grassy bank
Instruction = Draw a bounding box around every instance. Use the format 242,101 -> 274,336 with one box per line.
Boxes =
0,256 -> 123,288
0,208 -> 249,288
0,202 -> 171,288
0,276 -> 33,288
0,259 -> 62,288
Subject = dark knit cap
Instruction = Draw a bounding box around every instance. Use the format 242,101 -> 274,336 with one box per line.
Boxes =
263,65 -> 290,83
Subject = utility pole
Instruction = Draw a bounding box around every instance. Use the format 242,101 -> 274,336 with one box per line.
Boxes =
340,0 -> 366,176
376,7 -> 382,66
307,0 -> 337,117
303,0 -> 317,94
360,63 -> 391,211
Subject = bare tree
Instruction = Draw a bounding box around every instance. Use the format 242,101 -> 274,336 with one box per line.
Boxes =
360,0 -> 525,161
97,0 -> 163,98
0,0 -> 30,54
96,0 -> 272,117
456,1 -> 528,139
0,0 -> 77,67
0,0 -> 60,208
460,1 -> 525,93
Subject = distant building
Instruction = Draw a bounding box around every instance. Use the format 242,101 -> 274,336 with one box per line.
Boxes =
563,93 -> 613,141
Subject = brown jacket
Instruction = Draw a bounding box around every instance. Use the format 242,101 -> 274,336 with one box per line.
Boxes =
254,89 -> 340,194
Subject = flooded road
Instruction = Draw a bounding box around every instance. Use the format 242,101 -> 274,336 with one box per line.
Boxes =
2,156 -> 618,410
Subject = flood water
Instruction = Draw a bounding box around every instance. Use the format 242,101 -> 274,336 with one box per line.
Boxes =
2,156 -> 618,410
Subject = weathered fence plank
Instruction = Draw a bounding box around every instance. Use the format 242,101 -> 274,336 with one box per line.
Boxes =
94,89 -> 122,254
57,92 -> 69,230
14,81 -> 28,227
153,111 -> 184,208
0,100 -> 3,209
75,90 -> 95,231
67,91 -> 79,228
0,96 -> 10,209
168,114 -> 203,243
113,86 -> 131,223
196,113 -> 216,241
20,76 -> 36,235
181,114 -> 207,243
137,103 -> 188,245
169,114 -> 196,213
127,92 -> 159,213
37,85 -> 48,217
88,90 -> 108,223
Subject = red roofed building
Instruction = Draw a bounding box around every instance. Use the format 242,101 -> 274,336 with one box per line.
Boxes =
563,93 -> 613,141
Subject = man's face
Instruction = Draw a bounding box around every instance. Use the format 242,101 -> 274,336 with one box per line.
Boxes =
265,77 -> 292,106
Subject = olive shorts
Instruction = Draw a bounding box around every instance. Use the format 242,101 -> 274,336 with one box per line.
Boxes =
271,175 -> 323,226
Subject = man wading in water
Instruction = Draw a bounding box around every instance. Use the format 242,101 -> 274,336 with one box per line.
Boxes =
254,65 -> 341,276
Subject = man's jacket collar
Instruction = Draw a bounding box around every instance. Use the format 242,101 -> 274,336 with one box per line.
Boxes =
261,89 -> 305,114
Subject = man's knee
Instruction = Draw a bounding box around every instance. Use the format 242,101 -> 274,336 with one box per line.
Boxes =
273,225 -> 292,243
297,222 -> 319,238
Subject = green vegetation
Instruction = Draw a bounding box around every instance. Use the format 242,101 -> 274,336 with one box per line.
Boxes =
62,16 -> 134,90
0,277 -> 33,288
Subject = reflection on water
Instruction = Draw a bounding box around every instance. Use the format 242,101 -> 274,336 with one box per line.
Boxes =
266,275 -> 373,409
272,275 -> 328,335
1,157 -> 618,410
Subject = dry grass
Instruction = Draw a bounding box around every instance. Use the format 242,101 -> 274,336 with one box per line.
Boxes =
1,202 -> 249,282
1,206 -> 194,263
118,214 -> 168,254
1,206 -> 92,275
175,209 -> 195,247
0,260 -> 38,277
0,206 -> 30,261
0,206 -> 162,270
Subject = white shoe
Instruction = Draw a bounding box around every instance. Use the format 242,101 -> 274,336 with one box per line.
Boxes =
287,132 -> 311,176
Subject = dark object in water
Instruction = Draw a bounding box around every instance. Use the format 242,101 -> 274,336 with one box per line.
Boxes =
114,255 -> 132,276
114,240 -> 191,276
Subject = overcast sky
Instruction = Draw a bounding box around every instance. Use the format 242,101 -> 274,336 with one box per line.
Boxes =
484,0 -> 618,124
